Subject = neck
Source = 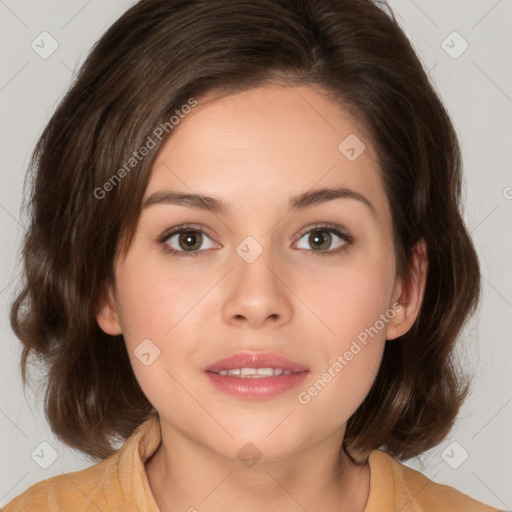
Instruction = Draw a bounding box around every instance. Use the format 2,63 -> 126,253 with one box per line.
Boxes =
145,419 -> 370,512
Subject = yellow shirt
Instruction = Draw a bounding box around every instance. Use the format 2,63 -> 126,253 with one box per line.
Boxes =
3,414 -> 500,511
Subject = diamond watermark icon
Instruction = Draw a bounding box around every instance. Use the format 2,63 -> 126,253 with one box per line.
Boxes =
441,441 -> 469,469
338,134 -> 366,161
236,236 -> 263,264
441,32 -> 469,59
31,32 -> 59,59
134,338 -> 161,366
31,441 -> 59,469
237,442 -> 263,468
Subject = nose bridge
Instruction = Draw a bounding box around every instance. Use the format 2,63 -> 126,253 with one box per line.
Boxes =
234,232 -> 281,299
221,233 -> 293,327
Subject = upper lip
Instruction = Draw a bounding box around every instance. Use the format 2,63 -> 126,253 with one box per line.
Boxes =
204,352 -> 309,373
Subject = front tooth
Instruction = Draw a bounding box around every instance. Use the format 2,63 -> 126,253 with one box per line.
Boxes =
214,367 -> 292,377
240,368 -> 257,376
256,368 -> 275,377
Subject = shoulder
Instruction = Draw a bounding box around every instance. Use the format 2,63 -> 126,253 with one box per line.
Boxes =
3,414 -> 161,511
2,456 -> 117,511
366,449 -> 502,512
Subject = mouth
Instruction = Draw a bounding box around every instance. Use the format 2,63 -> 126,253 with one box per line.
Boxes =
203,352 -> 309,399
211,367 -> 299,377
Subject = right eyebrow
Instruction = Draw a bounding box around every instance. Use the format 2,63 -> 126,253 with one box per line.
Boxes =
142,190 -> 230,214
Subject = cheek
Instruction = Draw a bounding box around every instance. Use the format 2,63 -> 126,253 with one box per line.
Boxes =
115,255 -> 210,343
295,269 -> 391,417
114,262 -> 205,415
113,254 -> 213,395
292,252 -> 394,418
300,249 -> 396,343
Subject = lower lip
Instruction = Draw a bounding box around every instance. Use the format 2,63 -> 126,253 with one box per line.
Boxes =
204,371 -> 309,399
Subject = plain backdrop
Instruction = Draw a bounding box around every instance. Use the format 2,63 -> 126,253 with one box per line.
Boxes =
1,0 -> 511,509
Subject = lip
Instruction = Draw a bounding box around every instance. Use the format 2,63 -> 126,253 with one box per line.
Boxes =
204,352 -> 309,400
204,352 -> 309,373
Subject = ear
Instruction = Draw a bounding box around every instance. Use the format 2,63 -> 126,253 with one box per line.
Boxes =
95,283 -> 123,336
386,239 -> 428,340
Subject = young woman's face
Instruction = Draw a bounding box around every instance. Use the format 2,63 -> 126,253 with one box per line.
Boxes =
100,84 -> 413,461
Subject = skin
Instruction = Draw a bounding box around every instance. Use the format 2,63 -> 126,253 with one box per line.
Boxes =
97,83 -> 427,512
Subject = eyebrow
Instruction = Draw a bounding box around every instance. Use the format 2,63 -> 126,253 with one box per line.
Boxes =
142,187 -> 376,216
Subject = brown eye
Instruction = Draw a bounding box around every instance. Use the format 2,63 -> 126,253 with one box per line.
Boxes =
177,231 -> 203,251
307,230 -> 333,251
295,225 -> 353,255
161,227 -> 217,256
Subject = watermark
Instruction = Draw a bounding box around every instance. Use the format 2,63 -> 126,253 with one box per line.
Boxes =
236,236 -> 264,264
503,186 -> 512,200
441,31 -> 469,60
93,98 -> 197,200
31,441 -> 59,469
237,442 -> 263,468
441,441 -> 469,469
31,31 -> 59,59
297,301 -> 402,405
134,338 -> 161,366
338,133 -> 366,161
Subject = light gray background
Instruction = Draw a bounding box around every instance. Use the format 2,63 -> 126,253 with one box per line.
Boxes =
1,0 -> 511,509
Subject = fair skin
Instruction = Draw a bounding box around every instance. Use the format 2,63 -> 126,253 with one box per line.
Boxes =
97,83 -> 427,512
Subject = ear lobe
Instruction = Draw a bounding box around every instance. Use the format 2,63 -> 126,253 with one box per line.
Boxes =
386,239 -> 428,341
95,285 -> 123,336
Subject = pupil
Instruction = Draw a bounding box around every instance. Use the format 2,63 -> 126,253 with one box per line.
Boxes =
180,231 -> 201,251
310,230 -> 330,250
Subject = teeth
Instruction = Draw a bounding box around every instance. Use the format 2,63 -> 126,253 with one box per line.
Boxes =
255,368 -> 274,377
214,367 -> 295,378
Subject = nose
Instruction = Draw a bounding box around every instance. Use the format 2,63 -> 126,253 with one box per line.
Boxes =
221,249 -> 294,329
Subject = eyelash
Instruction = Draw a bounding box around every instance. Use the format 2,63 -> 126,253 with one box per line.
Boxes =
157,222 -> 354,258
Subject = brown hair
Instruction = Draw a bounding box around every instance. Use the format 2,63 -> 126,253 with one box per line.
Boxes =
11,0 -> 480,462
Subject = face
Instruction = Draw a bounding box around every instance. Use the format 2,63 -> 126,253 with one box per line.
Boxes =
97,83 -> 421,462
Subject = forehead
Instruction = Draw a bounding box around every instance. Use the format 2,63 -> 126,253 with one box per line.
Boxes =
145,84 -> 387,216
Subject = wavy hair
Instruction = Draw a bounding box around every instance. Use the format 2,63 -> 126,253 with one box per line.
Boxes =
11,0 -> 479,461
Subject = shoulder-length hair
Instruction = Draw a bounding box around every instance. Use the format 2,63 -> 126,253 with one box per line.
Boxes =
11,0 -> 479,462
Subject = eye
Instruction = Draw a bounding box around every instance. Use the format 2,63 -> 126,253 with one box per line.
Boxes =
158,224 -> 218,257
294,223 -> 354,255
157,222 -> 354,258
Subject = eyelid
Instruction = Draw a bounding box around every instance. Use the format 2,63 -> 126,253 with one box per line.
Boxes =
158,223 -> 217,242
295,222 -> 353,241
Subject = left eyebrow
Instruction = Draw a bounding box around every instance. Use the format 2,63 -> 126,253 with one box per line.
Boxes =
142,186 -> 376,217
289,187 -> 376,216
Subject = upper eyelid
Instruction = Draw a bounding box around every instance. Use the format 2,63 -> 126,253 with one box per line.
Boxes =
160,223 -> 352,246
296,222 -> 350,237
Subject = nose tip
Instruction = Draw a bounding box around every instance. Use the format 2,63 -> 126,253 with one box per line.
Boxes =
221,259 -> 293,329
